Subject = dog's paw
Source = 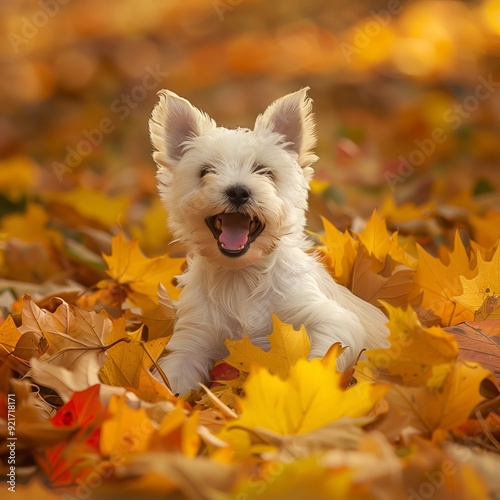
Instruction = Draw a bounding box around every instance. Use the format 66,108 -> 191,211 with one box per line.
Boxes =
155,351 -> 210,396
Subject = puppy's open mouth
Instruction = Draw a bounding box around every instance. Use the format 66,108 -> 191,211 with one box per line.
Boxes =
205,213 -> 265,257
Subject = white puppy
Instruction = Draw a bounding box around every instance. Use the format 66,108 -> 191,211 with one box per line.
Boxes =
149,88 -> 389,394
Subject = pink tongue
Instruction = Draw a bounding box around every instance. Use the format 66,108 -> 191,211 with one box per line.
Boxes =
219,213 -> 250,250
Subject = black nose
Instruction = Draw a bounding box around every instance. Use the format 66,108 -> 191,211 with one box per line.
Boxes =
226,185 -> 251,206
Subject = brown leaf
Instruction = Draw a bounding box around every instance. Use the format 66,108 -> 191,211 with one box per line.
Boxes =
444,321 -> 500,383
351,251 -> 414,308
0,377 -> 75,448
19,295 -> 113,373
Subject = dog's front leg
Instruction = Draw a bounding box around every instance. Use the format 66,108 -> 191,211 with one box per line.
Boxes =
156,298 -> 227,395
275,294 -> 368,370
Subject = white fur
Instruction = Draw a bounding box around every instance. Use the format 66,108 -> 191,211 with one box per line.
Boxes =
149,88 -> 389,394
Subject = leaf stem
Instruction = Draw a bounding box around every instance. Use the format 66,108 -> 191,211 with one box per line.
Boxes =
140,340 -> 172,392
103,336 -> 131,350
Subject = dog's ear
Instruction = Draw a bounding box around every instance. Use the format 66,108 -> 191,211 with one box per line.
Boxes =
255,87 -> 318,168
149,90 -> 215,172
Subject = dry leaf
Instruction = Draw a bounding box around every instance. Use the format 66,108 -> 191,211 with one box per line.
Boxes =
455,245 -> 500,314
351,250 -> 414,308
444,321 -> 500,382
101,231 -> 184,311
410,232 -> 476,326
224,314 -> 310,379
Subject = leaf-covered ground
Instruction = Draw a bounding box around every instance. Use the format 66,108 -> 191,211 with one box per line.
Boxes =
0,199 -> 499,499
1,0 -> 500,498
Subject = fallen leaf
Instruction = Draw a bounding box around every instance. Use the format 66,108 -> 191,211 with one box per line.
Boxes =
444,320 -> 500,382
403,437 -> 490,500
116,453 -> 238,500
222,346 -> 386,457
101,231 -> 185,310
351,250 -> 414,308
0,377 -> 74,447
455,245 -> 500,313
47,187 -> 130,228
100,317 -> 168,389
19,295 -> 112,374
356,210 -> 391,268
315,216 -> 358,288
29,355 -> 105,403
410,232 -> 475,326
357,303 -> 459,388
100,393 -> 156,456
224,315 -> 310,379
475,296 -> 500,321
250,416 -> 372,459
36,385 -> 108,488
0,202 -> 63,249
379,360 -> 494,441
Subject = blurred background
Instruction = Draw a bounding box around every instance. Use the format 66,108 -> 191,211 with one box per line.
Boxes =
0,0 -> 499,288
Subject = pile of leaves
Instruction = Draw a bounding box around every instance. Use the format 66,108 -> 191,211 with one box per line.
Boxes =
0,195 -> 499,499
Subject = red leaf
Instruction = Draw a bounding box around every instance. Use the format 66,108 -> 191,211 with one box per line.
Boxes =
37,385 -> 109,488
209,362 -> 240,383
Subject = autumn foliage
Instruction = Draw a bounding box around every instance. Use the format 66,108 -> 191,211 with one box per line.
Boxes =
1,0 -> 500,498
0,202 -> 498,499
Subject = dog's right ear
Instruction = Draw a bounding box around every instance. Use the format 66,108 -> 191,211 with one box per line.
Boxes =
149,90 -> 215,173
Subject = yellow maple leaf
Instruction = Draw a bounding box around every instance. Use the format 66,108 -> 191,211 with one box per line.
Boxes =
0,203 -> 63,248
387,231 -> 418,270
384,359 -> 494,441
226,346 -> 386,437
357,303 -> 458,388
100,393 -> 156,456
224,315 -> 310,379
0,316 -> 22,356
47,187 -> 130,228
100,317 -> 170,387
354,210 -> 416,273
379,197 -> 435,224
315,217 -> 358,288
134,366 -> 177,403
0,316 -> 29,373
455,244 -> 500,313
101,232 -> 185,309
410,232 -> 475,326
355,210 -> 391,268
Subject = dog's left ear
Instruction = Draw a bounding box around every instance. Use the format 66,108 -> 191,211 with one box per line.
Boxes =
255,87 -> 317,168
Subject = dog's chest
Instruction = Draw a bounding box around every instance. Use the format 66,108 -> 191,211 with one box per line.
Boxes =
208,269 -> 274,341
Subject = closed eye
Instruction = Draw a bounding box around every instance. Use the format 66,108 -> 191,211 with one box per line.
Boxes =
253,164 -> 274,180
200,165 -> 215,178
